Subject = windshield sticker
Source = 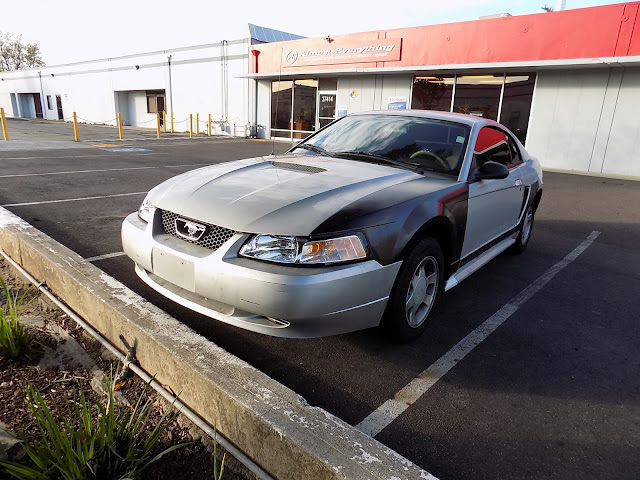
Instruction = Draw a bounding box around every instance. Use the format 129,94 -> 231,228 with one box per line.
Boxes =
456,136 -> 465,144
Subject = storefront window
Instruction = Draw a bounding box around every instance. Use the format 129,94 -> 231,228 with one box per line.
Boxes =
271,80 -> 293,135
271,79 -> 318,139
453,74 -> 502,120
500,74 -> 536,143
293,79 -> 318,138
411,76 -> 454,111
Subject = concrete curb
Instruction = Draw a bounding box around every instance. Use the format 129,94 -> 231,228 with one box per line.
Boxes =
0,207 -> 437,480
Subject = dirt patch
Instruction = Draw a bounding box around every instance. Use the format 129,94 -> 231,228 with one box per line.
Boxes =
0,259 -> 257,480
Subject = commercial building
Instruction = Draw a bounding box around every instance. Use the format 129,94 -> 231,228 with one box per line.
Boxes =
0,24 -> 302,136
248,2 -> 640,178
2,3 -> 640,177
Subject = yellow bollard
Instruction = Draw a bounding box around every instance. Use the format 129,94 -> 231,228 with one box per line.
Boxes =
156,113 -> 161,139
189,114 -> 193,138
196,113 -> 200,135
163,111 -> 167,133
208,114 -> 212,136
73,112 -> 79,142
0,108 -> 9,141
117,112 -> 123,140
171,112 -> 174,134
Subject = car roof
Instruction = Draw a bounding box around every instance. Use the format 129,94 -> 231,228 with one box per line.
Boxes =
350,109 -> 500,128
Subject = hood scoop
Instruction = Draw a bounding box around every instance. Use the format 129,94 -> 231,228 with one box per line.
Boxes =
271,161 -> 326,174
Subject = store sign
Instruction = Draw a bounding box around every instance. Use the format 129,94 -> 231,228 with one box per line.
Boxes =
284,38 -> 402,67
388,96 -> 407,110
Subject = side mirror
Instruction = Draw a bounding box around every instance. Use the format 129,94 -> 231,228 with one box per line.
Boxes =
475,161 -> 509,180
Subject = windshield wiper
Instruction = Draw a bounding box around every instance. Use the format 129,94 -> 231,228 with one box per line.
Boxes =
334,151 -> 424,174
292,143 -> 335,157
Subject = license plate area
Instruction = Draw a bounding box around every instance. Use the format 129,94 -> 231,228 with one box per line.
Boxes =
152,248 -> 195,292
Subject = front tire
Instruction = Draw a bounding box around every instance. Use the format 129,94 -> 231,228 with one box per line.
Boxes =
383,237 -> 444,342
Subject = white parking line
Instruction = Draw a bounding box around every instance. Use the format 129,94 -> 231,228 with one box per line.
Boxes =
356,230 -> 601,438
85,252 -> 126,262
0,163 -> 210,179
2,192 -> 147,207
0,153 -> 167,160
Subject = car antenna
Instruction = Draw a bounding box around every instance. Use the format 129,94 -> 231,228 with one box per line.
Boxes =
271,47 -> 284,157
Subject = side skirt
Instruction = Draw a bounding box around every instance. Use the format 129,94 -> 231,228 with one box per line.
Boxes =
444,232 -> 518,291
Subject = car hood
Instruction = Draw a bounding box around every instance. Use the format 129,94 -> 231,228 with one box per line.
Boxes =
149,154 -> 452,235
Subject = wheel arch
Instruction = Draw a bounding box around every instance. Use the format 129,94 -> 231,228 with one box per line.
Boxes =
533,185 -> 543,212
399,217 -> 455,279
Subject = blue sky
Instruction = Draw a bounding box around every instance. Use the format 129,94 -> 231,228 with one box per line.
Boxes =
0,0 -> 628,65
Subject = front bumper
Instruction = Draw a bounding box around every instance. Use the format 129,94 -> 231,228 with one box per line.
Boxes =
121,212 -> 401,338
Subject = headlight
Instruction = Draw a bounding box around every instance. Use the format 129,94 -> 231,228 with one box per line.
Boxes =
239,235 -> 298,263
138,196 -> 155,223
239,234 -> 367,265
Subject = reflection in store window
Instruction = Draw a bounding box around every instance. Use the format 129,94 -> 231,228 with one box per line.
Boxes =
500,74 -> 536,144
293,79 -> 318,138
271,81 -> 293,131
453,75 -> 502,120
411,76 -> 454,111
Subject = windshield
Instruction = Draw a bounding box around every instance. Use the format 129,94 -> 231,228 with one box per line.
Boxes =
294,114 -> 470,176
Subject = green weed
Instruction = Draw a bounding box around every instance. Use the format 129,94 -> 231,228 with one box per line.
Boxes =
0,277 -> 32,359
0,375 -> 187,479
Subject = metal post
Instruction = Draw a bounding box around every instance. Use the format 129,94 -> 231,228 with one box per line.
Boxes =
163,110 -> 167,133
73,112 -> 79,142
117,112 -> 123,140
189,114 -> 193,138
0,108 -> 9,141
196,113 -> 200,135
38,71 -> 46,119
156,113 -> 161,139
171,112 -> 174,134
208,114 -> 212,136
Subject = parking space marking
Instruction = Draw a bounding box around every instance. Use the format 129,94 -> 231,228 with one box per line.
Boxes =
356,230 -> 601,438
0,153 -> 168,160
2,192 -> 147,208
0,163 -> 210,179
85,252 -> 126,262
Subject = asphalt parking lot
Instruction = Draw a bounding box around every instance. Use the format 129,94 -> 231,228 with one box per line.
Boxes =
1,119 -> 639,479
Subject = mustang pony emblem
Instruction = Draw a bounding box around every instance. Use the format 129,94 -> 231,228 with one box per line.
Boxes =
175,218 -> 206,241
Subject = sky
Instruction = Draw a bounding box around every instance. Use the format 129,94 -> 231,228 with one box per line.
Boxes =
0,0 -> 628,65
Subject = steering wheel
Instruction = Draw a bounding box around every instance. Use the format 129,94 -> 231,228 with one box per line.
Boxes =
409,150 -> 450,170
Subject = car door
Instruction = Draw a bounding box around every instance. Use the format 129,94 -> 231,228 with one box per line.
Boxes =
461,126 -> 525,258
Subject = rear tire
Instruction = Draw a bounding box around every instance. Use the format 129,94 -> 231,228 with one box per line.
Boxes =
382,237 -> 444,342
510,204 -> 534,254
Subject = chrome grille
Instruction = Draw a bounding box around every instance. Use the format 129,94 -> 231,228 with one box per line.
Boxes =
160,210 -> 236,251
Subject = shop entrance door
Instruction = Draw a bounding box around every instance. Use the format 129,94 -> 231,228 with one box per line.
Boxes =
317,91 -> 337,129
56,95 -> 64,120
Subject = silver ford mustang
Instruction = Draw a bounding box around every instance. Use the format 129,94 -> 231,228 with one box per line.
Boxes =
122,111 -> 542,341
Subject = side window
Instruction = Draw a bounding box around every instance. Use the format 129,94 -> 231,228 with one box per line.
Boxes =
474,127 -> 511,168
508,136 -> 523,167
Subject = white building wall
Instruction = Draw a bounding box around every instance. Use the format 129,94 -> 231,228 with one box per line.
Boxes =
0,39 -> 251,134
257,79 -> 271,138
337,76 -> 377,114
600,68 -> 640,177
378,75 -> 412,110
527,67 -> 640,177
335,75 -> 411,113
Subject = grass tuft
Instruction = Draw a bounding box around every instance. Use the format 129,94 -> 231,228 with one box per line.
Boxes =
0,374 -> 189,480
0,277 -> 32,359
